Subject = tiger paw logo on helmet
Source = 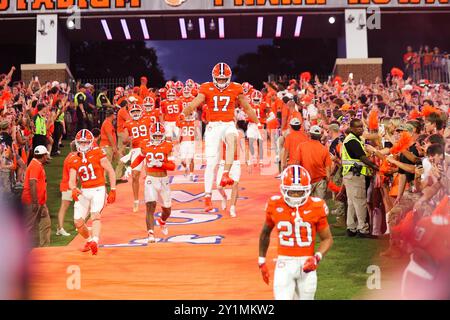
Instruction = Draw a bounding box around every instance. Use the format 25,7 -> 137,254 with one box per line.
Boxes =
165,0 -> 187,6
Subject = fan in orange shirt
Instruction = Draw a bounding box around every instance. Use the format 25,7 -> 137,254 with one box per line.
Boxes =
68,129 -> 116,255
181,62 -> 260,212
123,104 -> 152,212
258,165 -> 333,300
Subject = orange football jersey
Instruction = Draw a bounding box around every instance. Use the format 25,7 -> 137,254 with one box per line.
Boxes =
249,102 -> 268,124
265,195 -> 329,257
413,216 -> 450,264
176,119 -> 196,142
124,117 -> 152,148
143,109 -> 160,125
181,96 -> 194,110
199,82 -> 243,122
69,147 -> 107,189
161,99 -> 183,122
140,140 -> 174,174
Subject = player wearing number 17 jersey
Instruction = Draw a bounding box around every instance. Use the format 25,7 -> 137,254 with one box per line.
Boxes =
181,62 -> 260,212
69,129 -> 117,255
258,165 -> 333,300
131,123 -> 175,243
123,104 -> 152,212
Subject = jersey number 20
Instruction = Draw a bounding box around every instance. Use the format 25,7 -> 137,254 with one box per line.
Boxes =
277,220 -> 312,247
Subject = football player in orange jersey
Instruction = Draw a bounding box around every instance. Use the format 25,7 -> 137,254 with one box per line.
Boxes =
181,62 -> 259,212
174,80 -> 184,97
160,88 -> 183,141
123,104 -> 152,213
247,90 -> 268,166
69,129 -> 117,255
242,82 -> 254,103
142,96 -> 162,125
176,111 -> 196,180
258,165 -> 333,300
131,123 -> 176,243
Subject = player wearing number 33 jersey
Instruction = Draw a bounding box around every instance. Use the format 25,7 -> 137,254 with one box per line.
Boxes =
69,129 -> 117,255
258,165 -> 333,300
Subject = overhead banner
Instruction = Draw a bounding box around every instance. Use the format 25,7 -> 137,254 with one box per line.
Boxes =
0,0 -> 449,14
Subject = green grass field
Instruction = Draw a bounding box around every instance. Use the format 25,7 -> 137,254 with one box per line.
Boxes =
44,142 -> 394,299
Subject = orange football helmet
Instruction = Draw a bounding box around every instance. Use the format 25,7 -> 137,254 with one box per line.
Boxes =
167,88 -> 177,101
280,165 -> 312,208
242,82 -> 253,95
212,62 -> 232,90
165,80 -> 175,90
143,97 -> 155,112
75,129 -> 94,153
175,80 -> 184,92
150,122 -> 166,145
251,90 -> 262,104
185,79 -> 195,89
182,86 -> 192,98
129,103 -> 143,121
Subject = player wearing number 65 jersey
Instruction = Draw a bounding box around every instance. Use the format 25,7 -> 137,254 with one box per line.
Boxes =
123,104 -> 152,212
69,129 -> 117,255
258,165 -> 333,300
181,62 -> 260,212
131,123 -> 175,243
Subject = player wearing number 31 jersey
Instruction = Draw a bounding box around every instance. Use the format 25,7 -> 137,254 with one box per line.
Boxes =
69,129 -> 117,255
258,165 -> 333,300
182,62 -> 260,212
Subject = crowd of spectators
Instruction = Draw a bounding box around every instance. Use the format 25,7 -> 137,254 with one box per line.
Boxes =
403,45 -> 449,83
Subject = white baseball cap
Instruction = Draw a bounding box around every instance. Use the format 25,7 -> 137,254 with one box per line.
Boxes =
309,125 -> 322,135
34,145 -> 49,156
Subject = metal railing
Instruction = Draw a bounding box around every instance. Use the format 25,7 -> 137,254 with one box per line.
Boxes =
404,54 -> 450,84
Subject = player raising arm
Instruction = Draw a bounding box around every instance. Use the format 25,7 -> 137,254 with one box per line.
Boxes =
181,62 -> 260,212
69,129 -> 116,255
258,165 -> 333,300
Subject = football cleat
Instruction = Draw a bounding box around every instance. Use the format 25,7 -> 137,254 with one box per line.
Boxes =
220,171 -> 234,187
81,241 -> 91,252
147,231 -> 156,243
89,241 -> 98,255
204,196 -> 213,212
157,218 -> 169,236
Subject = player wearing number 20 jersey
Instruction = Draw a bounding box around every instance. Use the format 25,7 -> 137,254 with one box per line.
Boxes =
258,165 -> 333,300
69,129 -> 116,255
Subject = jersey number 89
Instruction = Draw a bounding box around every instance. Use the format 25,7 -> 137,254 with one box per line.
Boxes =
131,125 -> 148,139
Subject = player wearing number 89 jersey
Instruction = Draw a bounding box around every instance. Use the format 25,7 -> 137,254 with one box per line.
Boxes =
258,165 -> 333,300
123,104 -> 152,212
69,129 -> 117,255
181,62 -> 260,212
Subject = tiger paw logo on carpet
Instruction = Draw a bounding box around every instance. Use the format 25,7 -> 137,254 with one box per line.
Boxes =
165,0 -> 187,6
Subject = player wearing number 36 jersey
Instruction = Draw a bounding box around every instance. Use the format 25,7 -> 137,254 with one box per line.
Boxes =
69,129 -> 117,255
258,165 -> 333,300
181,62 -> 260,212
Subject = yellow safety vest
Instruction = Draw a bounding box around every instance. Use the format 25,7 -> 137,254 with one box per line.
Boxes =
341,133 -> 371,176
74,92 -> 86,107
96,92 -> 111,108
35,115 -> 46,135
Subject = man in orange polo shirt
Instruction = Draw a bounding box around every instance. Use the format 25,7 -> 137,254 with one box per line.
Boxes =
22,145 -> 51,247
296,125 -> 332,199
281,117 -> 309,171
100,109 -> 122,182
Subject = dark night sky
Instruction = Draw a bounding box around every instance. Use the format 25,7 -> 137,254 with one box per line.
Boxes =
146,39 -> 272,83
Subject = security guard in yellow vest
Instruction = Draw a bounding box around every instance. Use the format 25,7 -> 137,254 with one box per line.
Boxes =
74,86 -> 88,132
341,119 -> 379,238
96,87 -> 112,126
30,103 -> 49,164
